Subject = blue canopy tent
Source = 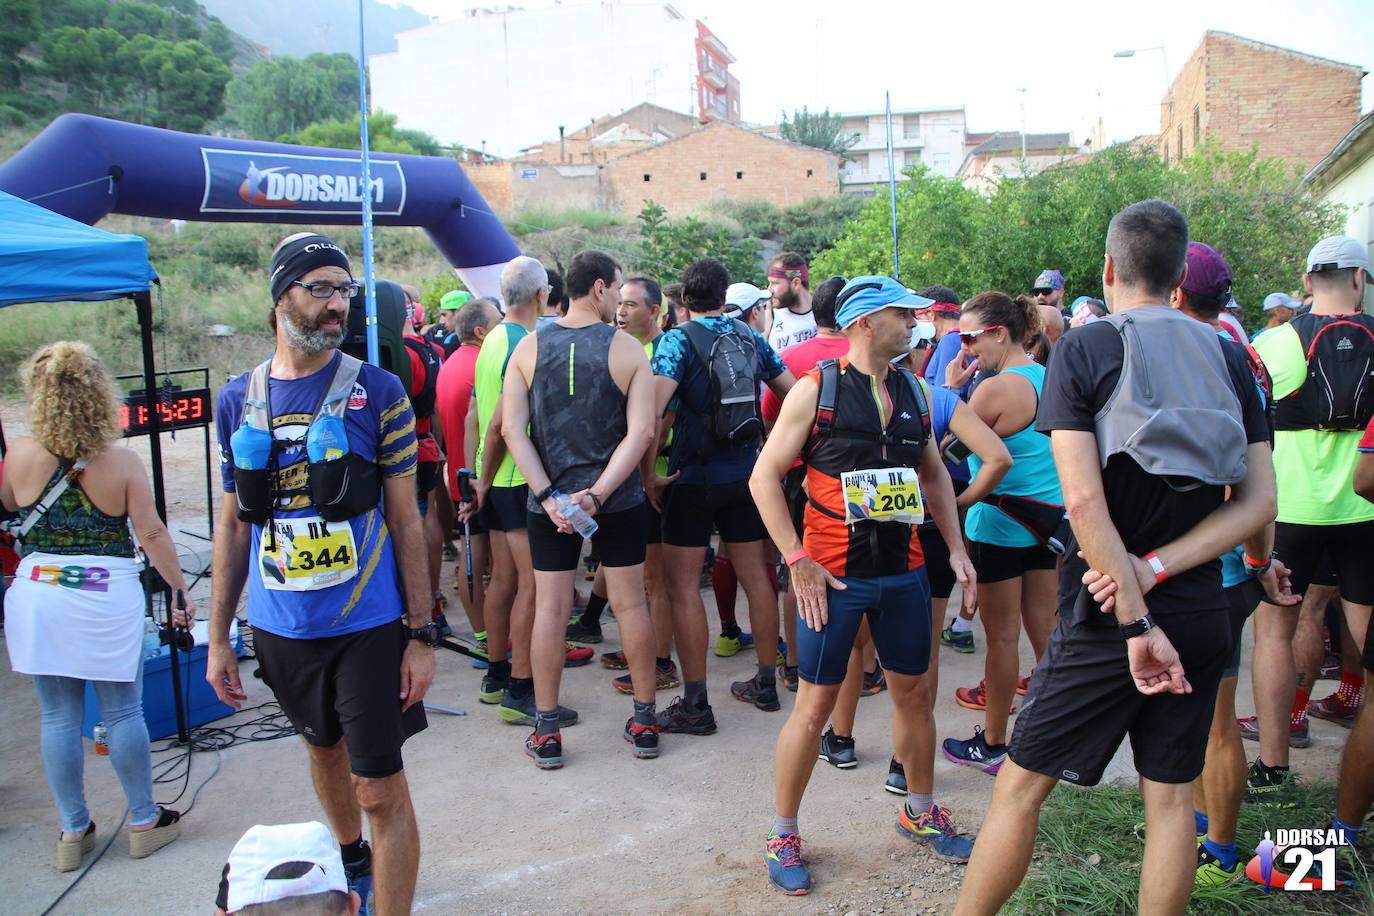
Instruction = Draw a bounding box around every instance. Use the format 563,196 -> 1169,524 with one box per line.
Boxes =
0,190 -> 192,736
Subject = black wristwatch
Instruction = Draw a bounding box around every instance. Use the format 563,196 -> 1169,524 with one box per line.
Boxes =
406,622 -> 439,646
533,485 -> 555,504
1119,614 -> 1156,639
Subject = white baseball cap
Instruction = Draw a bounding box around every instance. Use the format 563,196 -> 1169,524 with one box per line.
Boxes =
1263,292 -> 1297,312
723,282 -> 771,316
218,822 -> 348,913
1306,236 -> 1369,274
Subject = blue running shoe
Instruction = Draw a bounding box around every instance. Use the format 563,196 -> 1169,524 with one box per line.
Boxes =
766,833 -> 811,895
897,802 -> 974,863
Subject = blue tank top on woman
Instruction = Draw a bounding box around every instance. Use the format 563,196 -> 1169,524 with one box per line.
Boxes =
965,363 -> 1063,547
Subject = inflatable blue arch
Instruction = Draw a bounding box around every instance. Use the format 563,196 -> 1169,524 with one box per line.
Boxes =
0,114 -> 520,297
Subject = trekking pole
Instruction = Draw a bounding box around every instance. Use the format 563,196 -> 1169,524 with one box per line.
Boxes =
457,468 -> 475,602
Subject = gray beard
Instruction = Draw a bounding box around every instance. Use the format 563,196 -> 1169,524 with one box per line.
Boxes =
280,309 -> 344,355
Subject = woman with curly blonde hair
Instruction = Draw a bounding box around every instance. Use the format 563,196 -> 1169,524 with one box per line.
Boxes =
2,341 -> 192,871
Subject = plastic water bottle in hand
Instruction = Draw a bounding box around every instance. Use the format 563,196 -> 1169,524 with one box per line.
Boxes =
554,490 -> 598,538
143,616 -> 162,659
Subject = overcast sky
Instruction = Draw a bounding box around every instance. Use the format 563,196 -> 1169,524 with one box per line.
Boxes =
383,0 -> 1372,145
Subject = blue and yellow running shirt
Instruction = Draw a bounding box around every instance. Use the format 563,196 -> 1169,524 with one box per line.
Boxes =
216,352 -> 417,639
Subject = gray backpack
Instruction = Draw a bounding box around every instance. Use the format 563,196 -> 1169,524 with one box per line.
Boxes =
1095,306 -> 1247,490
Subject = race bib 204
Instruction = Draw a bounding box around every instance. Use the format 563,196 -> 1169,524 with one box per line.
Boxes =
840,467 -> 923,525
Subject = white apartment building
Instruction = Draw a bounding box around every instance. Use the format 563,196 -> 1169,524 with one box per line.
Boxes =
370,3 -> 740,158
836,106 -> 969,192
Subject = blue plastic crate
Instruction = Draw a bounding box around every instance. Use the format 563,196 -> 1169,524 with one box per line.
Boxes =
82,634 -> 242,741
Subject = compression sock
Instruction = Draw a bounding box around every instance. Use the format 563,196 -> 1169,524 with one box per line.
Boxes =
685,679 -> 708,710
1291,687 -> 1310,727
632,699 -> 656,727
757,663 -> 776,686
1333,816 -> 1362,847
507,676 -> 534,698
1202,838 -> 1237,872
951,617 -> 972,633
488,659 -> 511,682
535,708 -> 560,738
905,793 -> 934,818
582,593 -> 608,626
1337,672 -> 1364,708
1194,810 -> 1209,837
772,815 -> 799,837
713,557 -> 739,630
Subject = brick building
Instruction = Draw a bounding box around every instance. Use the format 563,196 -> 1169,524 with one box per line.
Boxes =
1159,31 -> 1366,170
467,117 -> 840,219
606,121 -> 839,217
520,103 -> 702,165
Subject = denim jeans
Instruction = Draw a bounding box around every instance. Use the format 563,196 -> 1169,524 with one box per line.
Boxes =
31,668 -> 159,832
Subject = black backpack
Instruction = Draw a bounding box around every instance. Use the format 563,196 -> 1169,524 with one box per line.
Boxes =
680,319 -> 764,447
1273,312 -> 1374,431
402,337 -> 442,419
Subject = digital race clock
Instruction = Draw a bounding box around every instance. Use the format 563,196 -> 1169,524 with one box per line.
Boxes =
120,386 -> 213,437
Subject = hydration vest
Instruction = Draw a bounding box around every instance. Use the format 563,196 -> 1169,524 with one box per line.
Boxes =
800,358 -> 932,578
402,336 -> 441,419
1096,307 -> 1247,490
232,353 -> 381,525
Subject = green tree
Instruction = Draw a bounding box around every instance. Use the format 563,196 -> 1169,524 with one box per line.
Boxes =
778,106 -> 858,156
202,18 -> 236,63
226,54 -> 360,140
41,0 -> 107,30
814,144 -> 1343,327
637,201 -> 763,286
137,38 -> 232,131
282,111 -> 439,156
0,0 -> 41,89
40,26 -> 128,110
104,1 -> 168,40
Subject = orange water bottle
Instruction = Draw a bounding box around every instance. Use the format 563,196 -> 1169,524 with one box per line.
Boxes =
93,723 -> 109,756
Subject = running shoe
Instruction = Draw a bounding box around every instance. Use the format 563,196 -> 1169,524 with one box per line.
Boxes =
896,802 -> 974,864
612,661 -> 681,694
731,674 -> 781,711
1245,758 -> 1294,798
497,690 -> 579,727
941,620 -> 976,654
884,757 -> 908,795
860,668 -> 887,697
342,841 -> 374,916
777,664 -> 799,693
715,630 -> 755,658
601,649 -> 628,670
432,611 -> 453,638
776,637 -> 788,667
1319,653 -> 1342,680
1307,692 -> 1359,728
1236,715 -> 1311,749
469,635 -> 490,670
478,673 -> 507,704
942,727 -> 1007,775
624,718 -> 660,759
525,731 -> 563,769
564,642 -> 594,667
1194,845 -> 1240,890
818,726 -> 857,769
954,680 -> 1015,714
564,614 -> 603,645
656,696 -> 718,735
765,833 -> 811,895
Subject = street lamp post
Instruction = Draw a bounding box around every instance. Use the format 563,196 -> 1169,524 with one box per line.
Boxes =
1114,45 -> 1170,93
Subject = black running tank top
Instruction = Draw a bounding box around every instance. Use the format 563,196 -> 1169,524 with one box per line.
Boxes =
527,323 -> 644,513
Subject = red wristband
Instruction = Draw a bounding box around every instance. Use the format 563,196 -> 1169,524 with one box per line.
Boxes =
1243,553 -> 1268,569
784,548 -> 809,567
1144,552 -> 1167,584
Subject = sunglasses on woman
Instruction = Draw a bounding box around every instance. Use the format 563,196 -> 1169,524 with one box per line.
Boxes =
959,326 -> 1000,345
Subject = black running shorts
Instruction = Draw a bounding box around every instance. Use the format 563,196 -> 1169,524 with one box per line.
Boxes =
527,503 -> 648,572
1223,578 -> 1264,679
253,620 -> 428,778
918,524 -> 955,599
1008,610 -> 1231,786
661,481 -> 766,548
968,539 -> 1057,585
1273,520 -> 1374,605
480,484 -> 530,532
645,501 -> 663,547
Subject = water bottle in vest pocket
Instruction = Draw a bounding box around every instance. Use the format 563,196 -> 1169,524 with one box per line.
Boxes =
230,421 -> 274,522
306,413 -> 380,522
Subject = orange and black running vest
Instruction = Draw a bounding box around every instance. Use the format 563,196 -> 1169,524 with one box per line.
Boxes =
800,358 -> 931,578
